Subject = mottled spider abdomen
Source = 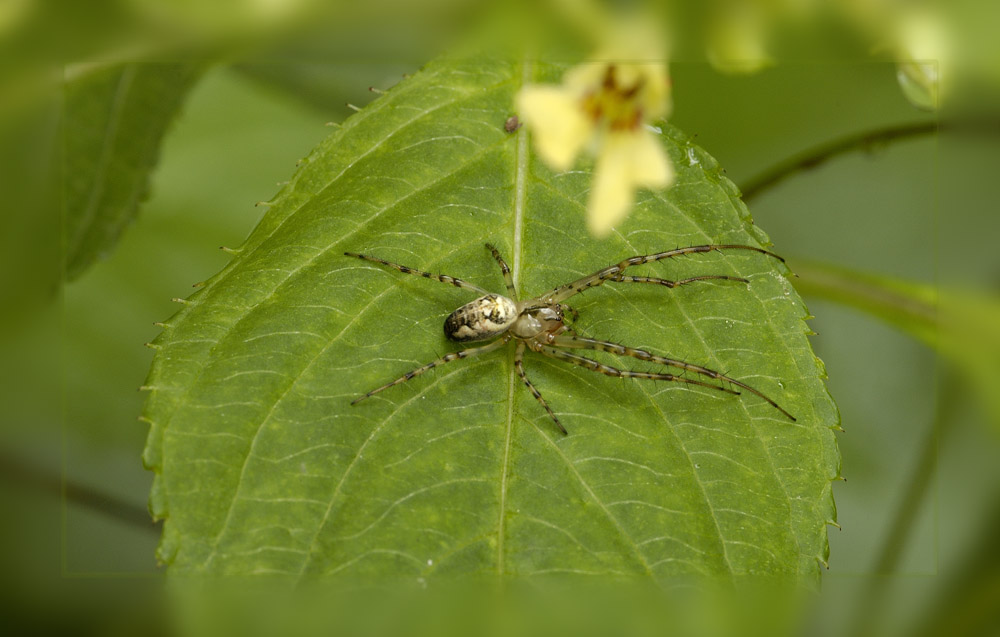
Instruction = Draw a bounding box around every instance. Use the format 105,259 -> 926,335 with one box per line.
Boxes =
444,294 -> 517,342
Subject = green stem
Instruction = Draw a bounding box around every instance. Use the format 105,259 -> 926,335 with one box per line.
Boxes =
741,121 -> 938,203
0,448 -> 156,532
742,116 -> 1000,203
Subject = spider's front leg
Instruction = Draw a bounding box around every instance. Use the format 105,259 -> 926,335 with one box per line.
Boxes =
609,273 -> 748,288
540,244 -> 785,303
557,304 -> 579,322
485,243 -> 517,300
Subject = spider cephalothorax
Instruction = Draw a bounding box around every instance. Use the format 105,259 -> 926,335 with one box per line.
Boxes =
346,243 -> 795,434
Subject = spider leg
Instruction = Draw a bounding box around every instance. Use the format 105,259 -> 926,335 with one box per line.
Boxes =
351,336 -> 510,404
550,335 -> 796,421
609,273 -> 749,288
539,244 -> 784,303
514,341 -> 567,435
557,304 -> 579,322
533,344 -> 743,398
345,252 -> 491,295
485,243 -> 517,300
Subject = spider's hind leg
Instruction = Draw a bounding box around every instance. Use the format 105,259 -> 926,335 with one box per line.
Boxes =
345,251 -> 491,295
550,334 -> 796,421
352,336 -> 510,404
533,344 -> 743,398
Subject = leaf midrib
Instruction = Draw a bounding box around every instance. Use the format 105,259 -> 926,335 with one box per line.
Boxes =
496,58 -> 532,578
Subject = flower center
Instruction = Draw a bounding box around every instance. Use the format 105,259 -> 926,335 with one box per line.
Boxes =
580,65 -> 646,132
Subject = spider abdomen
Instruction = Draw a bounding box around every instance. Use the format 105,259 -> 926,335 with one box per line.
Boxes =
444,294 -> 517,342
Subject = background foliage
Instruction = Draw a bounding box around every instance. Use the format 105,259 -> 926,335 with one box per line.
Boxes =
2,1 -> 999,635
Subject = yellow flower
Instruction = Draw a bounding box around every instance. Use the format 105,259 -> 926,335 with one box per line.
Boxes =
517,46 -> 674,238
706,1 -> 774,74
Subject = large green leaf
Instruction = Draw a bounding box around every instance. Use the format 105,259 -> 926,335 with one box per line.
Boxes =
142,58 -> 840,585
62,62 -> 202,280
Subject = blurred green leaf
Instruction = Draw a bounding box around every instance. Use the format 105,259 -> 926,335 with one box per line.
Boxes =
792,260 -> 1000,427
790,260 -> 938,346
142,58 -> 839,585
62,62 -> 203,280
235,62 -> 410,121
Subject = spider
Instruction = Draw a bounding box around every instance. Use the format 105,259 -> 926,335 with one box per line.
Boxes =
345,243 -> 795,434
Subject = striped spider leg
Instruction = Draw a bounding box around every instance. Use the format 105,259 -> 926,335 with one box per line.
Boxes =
530,244 -> 796,422
542,335 -> 796,421
346,243 -> 795,435
537,244 -> 785,304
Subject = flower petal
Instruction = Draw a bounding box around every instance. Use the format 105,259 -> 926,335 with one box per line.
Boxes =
587,135 -> 637,238
587,132 -> 674,238
627,130 -> 674,190
516,85 -> 592,171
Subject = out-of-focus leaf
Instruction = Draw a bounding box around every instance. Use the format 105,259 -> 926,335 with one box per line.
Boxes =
790,260 -> 939,346
792,260 -> 1000,427
142,58 -> 840,586
907,499 -> 1000,637
62,62 -> 203,280
236,61 -> 410,121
